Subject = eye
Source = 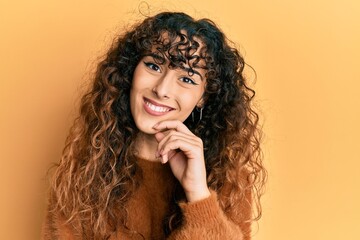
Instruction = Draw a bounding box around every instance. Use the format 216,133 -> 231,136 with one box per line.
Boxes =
144,61 -> 161,72
180,77 -> 198,85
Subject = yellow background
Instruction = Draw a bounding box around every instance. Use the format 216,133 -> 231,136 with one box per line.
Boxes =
1,0 -> 359,239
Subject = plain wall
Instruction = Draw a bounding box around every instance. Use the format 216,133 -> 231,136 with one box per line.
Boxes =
1,0 -> 359,239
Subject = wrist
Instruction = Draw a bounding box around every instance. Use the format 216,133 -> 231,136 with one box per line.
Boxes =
185,188 -> 211,203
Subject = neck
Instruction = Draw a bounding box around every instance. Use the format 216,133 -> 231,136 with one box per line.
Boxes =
134,132 -> 159,162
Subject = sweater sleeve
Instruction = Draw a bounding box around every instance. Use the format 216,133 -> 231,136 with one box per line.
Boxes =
167,190 -> 250,240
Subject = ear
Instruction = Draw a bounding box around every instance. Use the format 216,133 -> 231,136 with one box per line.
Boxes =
196,97 -> 205,108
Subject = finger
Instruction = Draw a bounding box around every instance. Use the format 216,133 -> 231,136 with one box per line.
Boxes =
153,120 -> 193,135
160,138 -> 202,163
155,130 -> 195,159
154,132 -> 167,158
157,131 -> 199,162
157,131 -> 198,153
154,131 -> 166,143
160,149 -> 179,164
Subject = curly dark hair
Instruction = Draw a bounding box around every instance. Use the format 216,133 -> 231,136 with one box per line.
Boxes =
48,12 -> 266,239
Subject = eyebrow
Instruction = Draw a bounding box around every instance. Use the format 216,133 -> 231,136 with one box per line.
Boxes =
145,53 -> 204,81
185,68 -> 204,81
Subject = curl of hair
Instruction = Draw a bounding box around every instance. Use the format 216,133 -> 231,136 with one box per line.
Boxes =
48,12 -> 266,239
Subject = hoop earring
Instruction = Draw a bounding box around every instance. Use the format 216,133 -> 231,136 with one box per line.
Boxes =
192,106 -> 204,123
197,107 -> 203,121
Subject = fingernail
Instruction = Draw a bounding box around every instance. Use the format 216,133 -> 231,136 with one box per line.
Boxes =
155,151 -> 160,158
153,123 -> 159,129
161,153 -> 168,164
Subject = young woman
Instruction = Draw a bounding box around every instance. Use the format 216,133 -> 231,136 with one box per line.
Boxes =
42,12 -> 266,239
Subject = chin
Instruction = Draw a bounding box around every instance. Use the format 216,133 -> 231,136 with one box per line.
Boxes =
135,121 -> 158,135
139,128 -> 158,135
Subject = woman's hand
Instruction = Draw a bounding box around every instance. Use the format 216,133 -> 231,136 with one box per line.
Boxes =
153,120 -> 210,202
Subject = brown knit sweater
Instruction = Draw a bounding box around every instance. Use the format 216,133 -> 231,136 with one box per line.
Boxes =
42,158 -> 251,239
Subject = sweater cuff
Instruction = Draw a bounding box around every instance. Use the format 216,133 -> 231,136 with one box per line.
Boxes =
178,190 -> 221,226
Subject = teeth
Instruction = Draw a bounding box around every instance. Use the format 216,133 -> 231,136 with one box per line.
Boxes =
146,101 -> 171,112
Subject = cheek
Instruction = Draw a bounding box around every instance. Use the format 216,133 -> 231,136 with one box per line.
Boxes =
180,93 -> 201,111
132,63 -> 148,88
130,67 -> 146,102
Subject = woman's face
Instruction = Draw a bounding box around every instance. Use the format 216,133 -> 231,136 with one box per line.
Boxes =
130,44 -> 206,134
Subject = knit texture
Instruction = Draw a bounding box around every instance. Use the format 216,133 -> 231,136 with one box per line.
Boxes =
42,158 -> 250,239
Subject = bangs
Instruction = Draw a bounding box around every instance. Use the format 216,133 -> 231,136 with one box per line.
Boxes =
140,31 -> 210,77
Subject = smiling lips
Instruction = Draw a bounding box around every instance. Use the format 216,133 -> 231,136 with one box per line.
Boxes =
143,97 -> 175,116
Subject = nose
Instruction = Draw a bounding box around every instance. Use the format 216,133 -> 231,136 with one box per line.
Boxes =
152,69 -> 176,99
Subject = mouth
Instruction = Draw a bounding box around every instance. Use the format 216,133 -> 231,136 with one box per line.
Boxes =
143,97 -> 175,115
